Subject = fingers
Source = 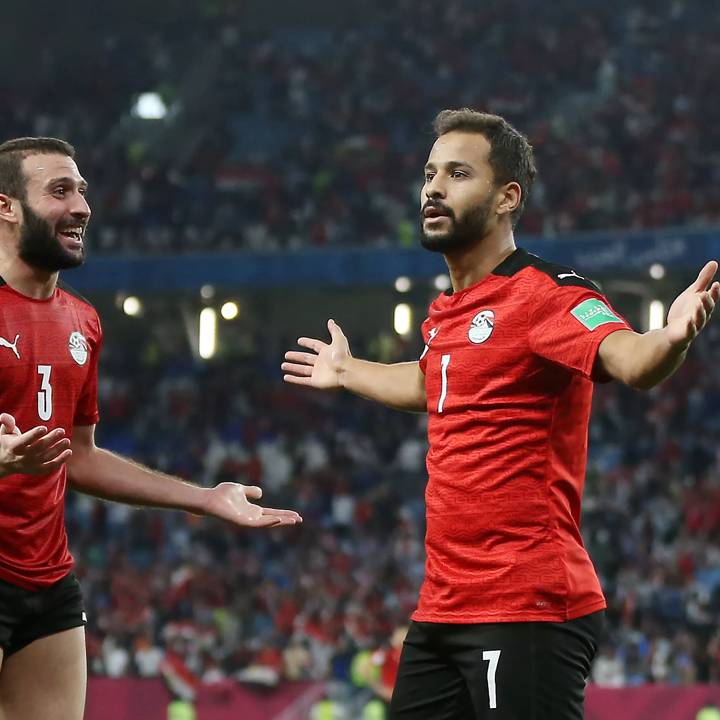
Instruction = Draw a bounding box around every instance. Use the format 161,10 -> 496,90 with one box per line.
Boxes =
710,281 -> 720,303
33,449 -> 73,474
261,508 -> 302,520
10,425 -> 53,451
328,318 -> 344,338
281,362 -> 313,377
692,260 -> 719,292
23,428 -> 68,454
244,485 -> 262,500
0,413 -> 18,435
284,351 -> 317,365
35,437 -> 72,463
297,337 -> 326,353
283,374 -> 315,386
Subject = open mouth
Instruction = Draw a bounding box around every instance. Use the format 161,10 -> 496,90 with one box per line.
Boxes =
57,227 -> 84,245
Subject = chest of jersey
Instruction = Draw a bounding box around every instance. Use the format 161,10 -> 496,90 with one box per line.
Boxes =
0,293 -> 95,430
422,287 -> 552,417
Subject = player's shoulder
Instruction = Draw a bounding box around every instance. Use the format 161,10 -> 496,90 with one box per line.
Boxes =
494,248 -> 602,293
57,280 -> 97,311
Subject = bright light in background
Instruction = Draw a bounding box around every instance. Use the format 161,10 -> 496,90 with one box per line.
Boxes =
434,274 -> 451,291
199,308 -> 217,359
395,276 -> 412,293
394,303 -> 412,336
649,263 -> 666,280
132,92 -> 168,120
221,301 -> 239,320
123,296 -> 142,316
200,284 -> 215,300
649,300 -> 665,330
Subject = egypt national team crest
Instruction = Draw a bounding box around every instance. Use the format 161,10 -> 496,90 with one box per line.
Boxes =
68,331 -> 89,365
468,310 -> 495,344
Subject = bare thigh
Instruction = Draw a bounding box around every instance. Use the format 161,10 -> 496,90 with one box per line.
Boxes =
0,627 -> 86,720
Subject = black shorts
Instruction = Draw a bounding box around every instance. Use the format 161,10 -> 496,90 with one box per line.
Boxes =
391,611 -> 603,720
0,573 -> 86,657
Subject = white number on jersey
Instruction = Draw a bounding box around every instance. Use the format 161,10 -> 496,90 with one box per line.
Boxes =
37,364 -> 53,421
438,353 -> 451,413
483,649 -> 501,709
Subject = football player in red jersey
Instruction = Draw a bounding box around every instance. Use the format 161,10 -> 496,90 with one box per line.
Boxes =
0,137 -> 301,720
283,109 -> 719,719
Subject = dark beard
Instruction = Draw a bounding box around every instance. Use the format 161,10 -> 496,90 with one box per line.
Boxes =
18,202 -> 85,272
420,198 -> 493,254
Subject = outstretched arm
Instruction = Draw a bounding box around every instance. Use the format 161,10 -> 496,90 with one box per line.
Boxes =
598,261 -> 719,389
67,425 -> 301,528
282,319 -> 427,412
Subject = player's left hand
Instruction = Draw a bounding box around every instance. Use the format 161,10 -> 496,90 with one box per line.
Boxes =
665,260 -> 719,348
202,482 -> 302,528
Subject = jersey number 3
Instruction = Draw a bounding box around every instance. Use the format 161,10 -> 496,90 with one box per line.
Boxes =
37,365 -> 53,421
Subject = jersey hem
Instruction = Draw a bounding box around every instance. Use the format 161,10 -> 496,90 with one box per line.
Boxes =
411,598 -> 607,624
0,564 -> 74,591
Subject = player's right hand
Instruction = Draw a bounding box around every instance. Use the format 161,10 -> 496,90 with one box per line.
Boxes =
0,413 -> 73,477
282,318 -> 351,390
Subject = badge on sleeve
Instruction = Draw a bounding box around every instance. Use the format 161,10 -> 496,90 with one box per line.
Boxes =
570,299 -> 623,331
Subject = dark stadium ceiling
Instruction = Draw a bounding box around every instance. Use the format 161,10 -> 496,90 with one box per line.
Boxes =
3,0 -> 380,85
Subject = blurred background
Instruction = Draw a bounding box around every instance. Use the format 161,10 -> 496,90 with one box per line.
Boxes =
2,0 -> 720,718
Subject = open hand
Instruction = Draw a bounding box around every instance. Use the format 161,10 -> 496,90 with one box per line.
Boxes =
282,319 -> 351,390
665,261 -> 719,348
0,413 -> 72,476
203,482 -> 302,528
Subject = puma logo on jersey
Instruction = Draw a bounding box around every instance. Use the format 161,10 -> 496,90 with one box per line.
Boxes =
557,271 -> 584,280
0,334 -> 20,359
468,310 -> 495,344
420,327 -> 439,360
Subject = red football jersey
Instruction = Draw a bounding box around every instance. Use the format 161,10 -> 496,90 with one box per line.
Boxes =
415,248 -> 631,623
0,279 -> 102,590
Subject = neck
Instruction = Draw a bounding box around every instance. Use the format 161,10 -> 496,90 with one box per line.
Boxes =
444,224 -> 516,292
0,243 -> 58,299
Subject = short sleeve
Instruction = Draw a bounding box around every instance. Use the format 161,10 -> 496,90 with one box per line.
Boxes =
418,317 -> 432,375
527,286 -> 631,380
73,315 -> 103,426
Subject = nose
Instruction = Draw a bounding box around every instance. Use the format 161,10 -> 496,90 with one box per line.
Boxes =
425,176 -> 446,200
71,192 -> 91,221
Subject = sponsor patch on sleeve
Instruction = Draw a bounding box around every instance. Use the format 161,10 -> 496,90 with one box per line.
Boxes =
570,298 -> 624,331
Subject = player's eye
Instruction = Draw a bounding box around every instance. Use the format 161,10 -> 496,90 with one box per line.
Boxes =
451,171 -> 467,179
424,173 -> 435,183
53,187 -> 67,197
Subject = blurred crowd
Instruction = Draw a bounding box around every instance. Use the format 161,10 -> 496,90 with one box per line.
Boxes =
65,316 -> 720,696
2,0 -> 719,254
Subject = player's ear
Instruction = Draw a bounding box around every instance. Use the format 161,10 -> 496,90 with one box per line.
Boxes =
0,193 -> 21,226
496,182 -> 521,219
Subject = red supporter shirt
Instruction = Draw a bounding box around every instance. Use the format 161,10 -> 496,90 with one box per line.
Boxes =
414,248 -> 630,623
0,279 -> 102,590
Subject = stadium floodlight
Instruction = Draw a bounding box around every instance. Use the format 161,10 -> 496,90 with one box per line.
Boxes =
395,276 -> 412,293
200,284 -> 215,300
123,296 -> 142,316
649,300 -> 665,330
221,301 -> 239,320
434,274 -> 451,291
649,263 -> 666,280
394,303 -> 412,336
131,92 -> 168,120
199,308 -> 217,359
